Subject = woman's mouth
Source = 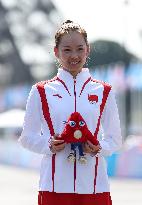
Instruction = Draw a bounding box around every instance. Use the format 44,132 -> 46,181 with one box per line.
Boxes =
70,61 -> 80,65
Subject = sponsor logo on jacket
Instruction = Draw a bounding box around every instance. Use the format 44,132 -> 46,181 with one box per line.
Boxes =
53,94 -> 62,98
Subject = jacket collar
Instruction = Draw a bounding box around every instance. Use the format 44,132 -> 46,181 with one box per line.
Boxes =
57,68 -> 91,87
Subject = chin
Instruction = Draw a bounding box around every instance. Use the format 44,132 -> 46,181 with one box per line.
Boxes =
70,68 -> 82,74
69,64 -> 82,71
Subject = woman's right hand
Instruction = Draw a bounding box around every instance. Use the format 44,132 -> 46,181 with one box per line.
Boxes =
49,134 -> 66,153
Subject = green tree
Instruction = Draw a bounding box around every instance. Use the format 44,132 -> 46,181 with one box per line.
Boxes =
88,40 -> 136,68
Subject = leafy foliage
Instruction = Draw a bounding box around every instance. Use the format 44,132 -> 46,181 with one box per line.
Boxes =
88,40 -> 136,68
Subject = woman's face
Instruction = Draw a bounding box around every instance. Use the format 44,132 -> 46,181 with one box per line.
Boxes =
54,31 -> 90,77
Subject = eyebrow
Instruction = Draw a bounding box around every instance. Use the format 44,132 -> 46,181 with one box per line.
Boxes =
63,45 -> 84,48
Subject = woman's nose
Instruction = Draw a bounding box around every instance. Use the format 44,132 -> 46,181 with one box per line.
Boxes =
70,51 -> 78,58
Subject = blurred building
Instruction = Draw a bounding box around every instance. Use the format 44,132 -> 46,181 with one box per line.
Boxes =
0,0 -> 63,87
0,1 -> 32,86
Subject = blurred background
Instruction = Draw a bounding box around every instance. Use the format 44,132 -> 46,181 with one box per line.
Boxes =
0,0 -> 142,204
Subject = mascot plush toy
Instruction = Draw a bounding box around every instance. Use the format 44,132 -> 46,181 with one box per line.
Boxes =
56,112 -> 99,164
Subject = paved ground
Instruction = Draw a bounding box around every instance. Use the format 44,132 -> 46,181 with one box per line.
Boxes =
1,164 -> 142,205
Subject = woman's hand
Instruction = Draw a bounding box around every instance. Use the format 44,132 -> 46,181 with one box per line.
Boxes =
83,140 -> 102,155
49,134 -> 66,153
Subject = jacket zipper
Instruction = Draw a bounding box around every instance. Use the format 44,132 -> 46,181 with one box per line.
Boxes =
74,79 -> 77,112
73,78 -> 77,193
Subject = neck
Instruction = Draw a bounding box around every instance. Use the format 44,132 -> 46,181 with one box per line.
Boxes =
62,68 -> 83,78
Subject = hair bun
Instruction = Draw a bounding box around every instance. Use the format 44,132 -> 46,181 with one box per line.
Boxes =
62,20 -> 74,25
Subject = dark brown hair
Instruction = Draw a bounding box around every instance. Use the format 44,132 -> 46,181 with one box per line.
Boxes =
55,20 -> 88,48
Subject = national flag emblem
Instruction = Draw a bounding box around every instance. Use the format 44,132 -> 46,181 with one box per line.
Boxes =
88,94 -> 98,104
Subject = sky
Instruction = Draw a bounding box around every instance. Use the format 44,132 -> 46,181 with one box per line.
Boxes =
53,0 -> 142,59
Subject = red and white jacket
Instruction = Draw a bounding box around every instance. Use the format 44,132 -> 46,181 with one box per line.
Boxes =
19,68 -> 122,194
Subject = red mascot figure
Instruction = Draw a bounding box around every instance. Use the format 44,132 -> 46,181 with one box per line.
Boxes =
56,112 -> 99,164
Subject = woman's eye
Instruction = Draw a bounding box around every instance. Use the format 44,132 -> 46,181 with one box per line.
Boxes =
69,121 -> 76,127
64,49 -> 71,52
79,121 -> 85,126
78,47 -> 83,51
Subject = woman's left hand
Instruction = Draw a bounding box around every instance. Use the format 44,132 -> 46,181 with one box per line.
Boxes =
83,140 -> 102,155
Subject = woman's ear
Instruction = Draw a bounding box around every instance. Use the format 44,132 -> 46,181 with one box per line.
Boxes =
86,45 -> 90,57
54,47 -> 59,58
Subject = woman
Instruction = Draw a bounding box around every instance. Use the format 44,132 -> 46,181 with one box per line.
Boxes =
19,20 -> 122,205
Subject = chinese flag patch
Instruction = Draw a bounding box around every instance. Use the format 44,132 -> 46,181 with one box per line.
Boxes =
88,94 -> 98,104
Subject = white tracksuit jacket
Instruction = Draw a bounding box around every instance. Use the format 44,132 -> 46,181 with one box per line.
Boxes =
19,68 -> 122,194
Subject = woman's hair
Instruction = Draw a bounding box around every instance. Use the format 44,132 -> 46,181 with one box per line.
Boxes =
55,20 -> 88,48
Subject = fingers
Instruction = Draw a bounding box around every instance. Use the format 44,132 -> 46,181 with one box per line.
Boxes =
50,143 -> 65,153
83,141 -> 102,154
50,135 -> 66,153
52,139 -> 65,145
52,143 -> 65,152
87,140 -> 101,150
53,134 -> 65,144
83,142 -> 92,153
86,140 -> 93,147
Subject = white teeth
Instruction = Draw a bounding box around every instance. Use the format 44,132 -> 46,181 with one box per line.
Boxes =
70,62 -> 78,65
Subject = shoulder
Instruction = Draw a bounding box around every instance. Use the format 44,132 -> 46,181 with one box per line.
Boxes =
91,78 -> 112,89
91,78 -> 112,98
35,76 -> 57,88
91,78 -> 112,90
34,77 -> 57,93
